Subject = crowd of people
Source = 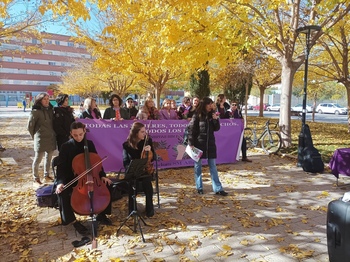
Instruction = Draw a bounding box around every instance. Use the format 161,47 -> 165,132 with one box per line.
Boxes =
25,92 -> 250,237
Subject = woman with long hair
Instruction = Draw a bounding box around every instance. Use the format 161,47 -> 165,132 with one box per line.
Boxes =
187,97 -> 228,196
27,92 -> 56,185
136,97 -> 160,120
79,97 -> 102,119
215,94 -> 230,119
122,122 -> 155,217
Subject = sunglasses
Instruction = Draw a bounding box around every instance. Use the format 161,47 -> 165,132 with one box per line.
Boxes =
231,104 -> 237,106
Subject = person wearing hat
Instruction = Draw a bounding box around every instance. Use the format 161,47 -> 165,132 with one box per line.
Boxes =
124,96 -> 138,120
53,94 -> 76,151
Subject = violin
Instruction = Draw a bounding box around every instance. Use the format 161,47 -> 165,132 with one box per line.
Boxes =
141,129 -> 155,176
70,137 -> 110,216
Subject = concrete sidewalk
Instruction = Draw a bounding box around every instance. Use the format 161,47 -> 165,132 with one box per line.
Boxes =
6,153 -> 346,261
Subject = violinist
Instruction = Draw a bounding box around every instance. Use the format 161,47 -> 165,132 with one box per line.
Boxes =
55,122 -> 113,235
122,122 -> 155,218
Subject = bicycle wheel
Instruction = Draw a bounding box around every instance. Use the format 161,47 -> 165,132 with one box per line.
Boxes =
244,128 -> 254,149
261,131 -> 281,154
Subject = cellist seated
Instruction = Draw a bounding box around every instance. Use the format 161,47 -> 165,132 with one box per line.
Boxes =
122,122 -> 155,218
55,122 -> 113,235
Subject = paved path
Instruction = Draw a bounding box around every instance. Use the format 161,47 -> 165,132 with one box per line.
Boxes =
3,155 -> 347,261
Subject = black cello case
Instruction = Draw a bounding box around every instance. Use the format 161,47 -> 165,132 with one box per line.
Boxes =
301,124 -> 324,173
327,199 -> 350,261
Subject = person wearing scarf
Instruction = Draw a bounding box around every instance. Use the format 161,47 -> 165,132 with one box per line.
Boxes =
103,94 -> 128,120
27,92 -> 56,185
79,97 -> 102,119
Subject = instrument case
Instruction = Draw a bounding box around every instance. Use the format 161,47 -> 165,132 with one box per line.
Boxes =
327,199 -> 350,261
35,184 -> 58,208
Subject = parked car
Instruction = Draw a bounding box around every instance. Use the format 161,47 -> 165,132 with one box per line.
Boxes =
253,103 -> 270,111
241,104 -> 253,110
291,104 -> 313,113
315,103 -> 347,115
266,103 -> 281,111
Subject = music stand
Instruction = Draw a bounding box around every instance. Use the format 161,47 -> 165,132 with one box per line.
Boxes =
117,158 -> 149,242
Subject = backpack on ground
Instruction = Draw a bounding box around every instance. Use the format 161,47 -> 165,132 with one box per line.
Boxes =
301,146 -> 324,173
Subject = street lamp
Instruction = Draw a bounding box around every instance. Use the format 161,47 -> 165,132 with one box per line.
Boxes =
296,25 -> 322,167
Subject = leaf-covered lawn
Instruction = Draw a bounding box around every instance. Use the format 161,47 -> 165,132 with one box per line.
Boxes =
245,116 -> 350,163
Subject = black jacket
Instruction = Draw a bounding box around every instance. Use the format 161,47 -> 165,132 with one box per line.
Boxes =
103,107 -> 128,120
53,106 -> 75,150
122,138 -> 156,170
216,102 -> 230,119
56,138 -> 106,186
187,112 -> 220,159
79,108 -> 102,119
123,106 -> 138,120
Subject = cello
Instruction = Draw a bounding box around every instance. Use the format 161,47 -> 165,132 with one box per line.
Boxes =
70,136 -> 110,248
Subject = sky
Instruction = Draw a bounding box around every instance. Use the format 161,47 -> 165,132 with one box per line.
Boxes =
3,1 -> 91,36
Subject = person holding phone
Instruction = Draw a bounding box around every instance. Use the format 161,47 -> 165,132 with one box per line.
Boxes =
187,97 -> 228,196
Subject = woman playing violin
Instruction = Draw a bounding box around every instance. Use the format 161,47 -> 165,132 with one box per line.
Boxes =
55,122 -> 113,235
122,122 -> 155,217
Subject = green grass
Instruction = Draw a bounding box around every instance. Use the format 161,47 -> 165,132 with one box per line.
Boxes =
245,116 -> 350,163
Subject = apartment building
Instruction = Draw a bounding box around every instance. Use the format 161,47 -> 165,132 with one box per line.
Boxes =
0,32 -> 91,106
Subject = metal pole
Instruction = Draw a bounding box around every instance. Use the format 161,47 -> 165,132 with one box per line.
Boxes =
296,25 -> 321,167
302,30 -> 311,128
297,30 -> 311,167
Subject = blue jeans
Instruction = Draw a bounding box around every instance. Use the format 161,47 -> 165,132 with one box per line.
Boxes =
194,158 -> 223,193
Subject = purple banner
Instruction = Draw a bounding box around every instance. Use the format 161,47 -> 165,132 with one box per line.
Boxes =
79,119 -> 243,172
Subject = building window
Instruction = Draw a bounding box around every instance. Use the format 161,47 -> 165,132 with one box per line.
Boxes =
32,39 -> 38,44
26,61 -> 31,64
68,42 -> 74,47
55,40 -> 60,45
48,62 -> 56,66
46,40 -> 52,44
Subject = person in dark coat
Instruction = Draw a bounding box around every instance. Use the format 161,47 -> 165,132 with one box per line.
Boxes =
178,96 -> 193,120
79,97 -> 102,119
215,94 -> 230,119
122,122 -> 155,217
55,122 -> 113,234
27,92 -> 56,185
103,94 -> 128,120
187,97 -> 228,196
53,94 -> 76,151
124,96 -> 138,120
229,102 -> 252,162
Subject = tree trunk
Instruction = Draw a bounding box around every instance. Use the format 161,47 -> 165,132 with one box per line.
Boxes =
258,86 -> 265,117
344,82 -> 350,133
279,63 -> 297,147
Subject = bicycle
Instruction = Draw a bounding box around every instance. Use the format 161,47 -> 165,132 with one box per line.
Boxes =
244,119 -> 282,154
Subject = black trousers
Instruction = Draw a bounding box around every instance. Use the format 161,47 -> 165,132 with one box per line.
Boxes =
58,186 -> 112,225
241,137 -> 247,159
128,176 -> 154,215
